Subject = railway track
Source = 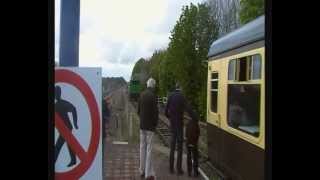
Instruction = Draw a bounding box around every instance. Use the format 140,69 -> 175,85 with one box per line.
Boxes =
156,116 -> 171,147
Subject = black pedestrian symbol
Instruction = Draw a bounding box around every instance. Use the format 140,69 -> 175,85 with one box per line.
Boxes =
55,85 -> 79,167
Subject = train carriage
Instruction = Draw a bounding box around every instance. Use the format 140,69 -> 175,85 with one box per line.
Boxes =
206,15 -> 265,180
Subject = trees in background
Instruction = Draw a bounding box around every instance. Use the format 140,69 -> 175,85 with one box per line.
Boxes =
206,0 -> 241,37
166,3 -> 218,120
130,0 -> 264,121
239,0 -> 264,24
206,0 -> 264,36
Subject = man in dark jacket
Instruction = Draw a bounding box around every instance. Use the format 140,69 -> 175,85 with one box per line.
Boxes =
165,83 -> 193,175
138,78 -> 158,180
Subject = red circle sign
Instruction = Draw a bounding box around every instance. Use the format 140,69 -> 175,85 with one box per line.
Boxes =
55,69 -> 100,180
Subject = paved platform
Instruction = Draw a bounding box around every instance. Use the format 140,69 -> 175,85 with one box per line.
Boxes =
103,134 -> 203,180
104,143 -> 140,180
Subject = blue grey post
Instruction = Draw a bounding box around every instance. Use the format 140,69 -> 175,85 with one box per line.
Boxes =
59,0 -> 80,66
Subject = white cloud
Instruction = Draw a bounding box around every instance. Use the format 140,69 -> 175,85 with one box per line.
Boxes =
55,0 -> 205,81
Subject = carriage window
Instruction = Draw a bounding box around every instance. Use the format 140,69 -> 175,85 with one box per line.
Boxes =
211,73 -> 218,79
228,60 -> 236,80
229,54 -> 262,81
227,84 -> 260,137
251,54 -> 261,79
211,80 -> 218,89
211,72 -> 218,113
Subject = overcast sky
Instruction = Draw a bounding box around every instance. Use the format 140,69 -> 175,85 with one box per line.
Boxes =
55,0 -> 205,81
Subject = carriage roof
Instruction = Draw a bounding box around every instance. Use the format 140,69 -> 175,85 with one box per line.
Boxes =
208,15 -> 265,59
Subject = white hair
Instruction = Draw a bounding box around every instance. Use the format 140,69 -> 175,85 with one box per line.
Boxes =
147,78 -> 156,88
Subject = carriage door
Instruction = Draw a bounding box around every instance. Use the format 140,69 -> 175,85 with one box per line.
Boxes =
208,70 -> 220,126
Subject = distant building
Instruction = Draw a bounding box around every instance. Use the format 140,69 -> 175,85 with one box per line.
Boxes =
102,77 -> 127,97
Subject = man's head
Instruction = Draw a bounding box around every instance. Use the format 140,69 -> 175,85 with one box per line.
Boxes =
147,78 -> 156,89
55,86 -> 61,100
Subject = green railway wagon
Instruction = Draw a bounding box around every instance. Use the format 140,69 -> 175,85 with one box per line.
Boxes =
129,80 -> 141,101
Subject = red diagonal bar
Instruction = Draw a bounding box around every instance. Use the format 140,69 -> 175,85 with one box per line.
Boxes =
55,112 -> 87,162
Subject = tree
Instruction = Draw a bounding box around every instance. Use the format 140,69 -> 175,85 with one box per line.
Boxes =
195,3 -> 219,120
131,58 -> 145,79
131,58 -> 150,91
149,49 -> 167,95
166,3 -> 218,120
239,0 -> 264,24
206,0 -> 241,37
158,50 -> 176,98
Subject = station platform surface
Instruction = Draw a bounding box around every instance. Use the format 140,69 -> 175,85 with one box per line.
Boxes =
103,135 -> 202,180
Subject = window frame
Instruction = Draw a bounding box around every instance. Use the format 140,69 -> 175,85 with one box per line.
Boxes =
250,54 -> 262,80
228,54 -> 262,82
228,59 -> 236,81
210,72 -> 219,113
226,53 -> 263,139
226,83 -> 261,137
